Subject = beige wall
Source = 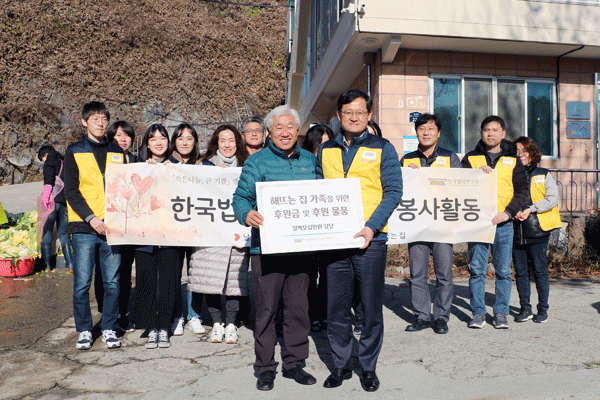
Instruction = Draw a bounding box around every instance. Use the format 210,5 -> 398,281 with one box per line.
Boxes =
359,0 -> 600,48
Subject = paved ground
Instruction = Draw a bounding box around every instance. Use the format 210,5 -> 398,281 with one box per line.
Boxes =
2,273 -> 600,400
3,182 -> 600,399
0,181 -> 43,217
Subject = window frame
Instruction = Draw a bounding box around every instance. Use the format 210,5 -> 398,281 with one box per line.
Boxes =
429,74 -> 558,159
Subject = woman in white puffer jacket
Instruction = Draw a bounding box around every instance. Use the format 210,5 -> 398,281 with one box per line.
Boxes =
187,125 -> 250,344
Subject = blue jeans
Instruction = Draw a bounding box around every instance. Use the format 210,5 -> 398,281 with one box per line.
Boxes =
187,290 -> 200,319
72,233 -> 120,332
468,222 -> 513,315
41,203 -> 73,269
513,240 -> 550,313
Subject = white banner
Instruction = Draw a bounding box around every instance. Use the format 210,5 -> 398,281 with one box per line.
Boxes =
105,163 -> 251,247
387,168 -> 498,244
256,178 -> 365,254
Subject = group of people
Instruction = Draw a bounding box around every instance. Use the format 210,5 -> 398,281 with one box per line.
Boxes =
48,88 -> 559,393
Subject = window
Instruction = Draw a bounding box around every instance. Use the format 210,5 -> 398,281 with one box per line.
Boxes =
431,76 -> 557,157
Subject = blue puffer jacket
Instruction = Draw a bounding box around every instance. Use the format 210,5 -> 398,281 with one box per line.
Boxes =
232,139 -> 316,254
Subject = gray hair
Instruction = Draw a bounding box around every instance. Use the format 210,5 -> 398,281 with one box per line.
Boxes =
241,116 -> 265,133
264,105 -> 300,132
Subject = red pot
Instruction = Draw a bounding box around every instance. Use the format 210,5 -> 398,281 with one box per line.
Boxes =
0,257 -> 36,278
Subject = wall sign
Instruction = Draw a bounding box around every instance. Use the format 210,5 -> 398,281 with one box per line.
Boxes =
567,121 -> 591,139
566,102 -> 590,120
409,111 -> 423,123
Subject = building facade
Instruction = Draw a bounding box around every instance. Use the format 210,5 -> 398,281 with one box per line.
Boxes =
287,0 -> 600,176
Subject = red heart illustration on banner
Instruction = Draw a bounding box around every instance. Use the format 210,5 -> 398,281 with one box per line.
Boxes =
106,203 -> 117,212
131,174 -> 153,196
234,233 -> 240,241
150,195 -> 164,211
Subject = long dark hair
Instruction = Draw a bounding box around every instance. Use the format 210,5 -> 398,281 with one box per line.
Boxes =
203,124 -> 249,166
302,124 -> 334,154
171,123 -> 200,164
138,124 -> 171,162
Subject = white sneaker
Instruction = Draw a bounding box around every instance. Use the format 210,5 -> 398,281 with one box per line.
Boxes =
172,317 -> 185,336
102,329 -> 121,349
76,330 -> 92,350
146,329 -> 158,349
158,328 -> 171,348
225,323 -> 238,344
188,317 -> 206,334
210,322 -> 225,343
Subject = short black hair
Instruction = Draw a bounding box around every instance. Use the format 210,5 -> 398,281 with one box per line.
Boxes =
107,121 -> 135,142
415,113 -> 441,131
302,124 -> 335,154
481,115 -> 505,131
37,145 -> 55,162
337,89 -> 372,113
82,101 -> 110,122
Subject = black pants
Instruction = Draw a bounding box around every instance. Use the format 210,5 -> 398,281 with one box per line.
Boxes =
133,248 -> 182,330
252,254 -> 310,376
307,252 -> 328,322
207,294 -> 240,325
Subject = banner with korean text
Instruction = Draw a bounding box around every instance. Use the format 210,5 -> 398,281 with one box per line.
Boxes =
104,163 -> 251,247
256,178 -> 365,254
387,168 -> 498,244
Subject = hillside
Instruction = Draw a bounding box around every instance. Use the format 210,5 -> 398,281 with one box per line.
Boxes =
0,0 -> 288,183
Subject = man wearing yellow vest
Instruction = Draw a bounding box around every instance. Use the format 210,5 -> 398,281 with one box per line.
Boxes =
401,113 -> 461,335
462,115 -> 528,329
64,101 -> 124,350
317,89 -> 403,392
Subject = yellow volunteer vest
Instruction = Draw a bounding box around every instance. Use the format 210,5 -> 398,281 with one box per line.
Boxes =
403,156 -> 450,168
468,155 -> 515,213
530,173 -> 562,231
322,146 -> 386,232
67,152 -> 123,222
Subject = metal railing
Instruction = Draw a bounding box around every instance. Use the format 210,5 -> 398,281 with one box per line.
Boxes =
549,169 -> 600,220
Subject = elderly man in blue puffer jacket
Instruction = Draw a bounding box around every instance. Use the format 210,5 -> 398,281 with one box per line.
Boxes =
233,104 -> 317,392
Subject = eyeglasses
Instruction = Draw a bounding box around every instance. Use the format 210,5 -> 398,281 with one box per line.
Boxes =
340,111 -> 369,119
516,150 -> 529,156
416,126 -> 438,133
244,128 -> 264,135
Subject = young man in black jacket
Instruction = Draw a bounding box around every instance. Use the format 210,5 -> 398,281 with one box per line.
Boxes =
462,115 -> 528,330
64,101 -> 124,350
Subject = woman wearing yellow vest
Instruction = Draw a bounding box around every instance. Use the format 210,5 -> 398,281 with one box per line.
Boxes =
512,137 -> 561,324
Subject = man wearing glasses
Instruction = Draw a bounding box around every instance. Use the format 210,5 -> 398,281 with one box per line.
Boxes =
241,116 -> 266,155
401,113 -> 462,335
316,89 -> 403,392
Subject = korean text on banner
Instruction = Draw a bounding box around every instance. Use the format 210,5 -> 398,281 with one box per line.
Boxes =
387,168 -> 498,244
256,178 -> 365,254
104,163 -> 251,247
